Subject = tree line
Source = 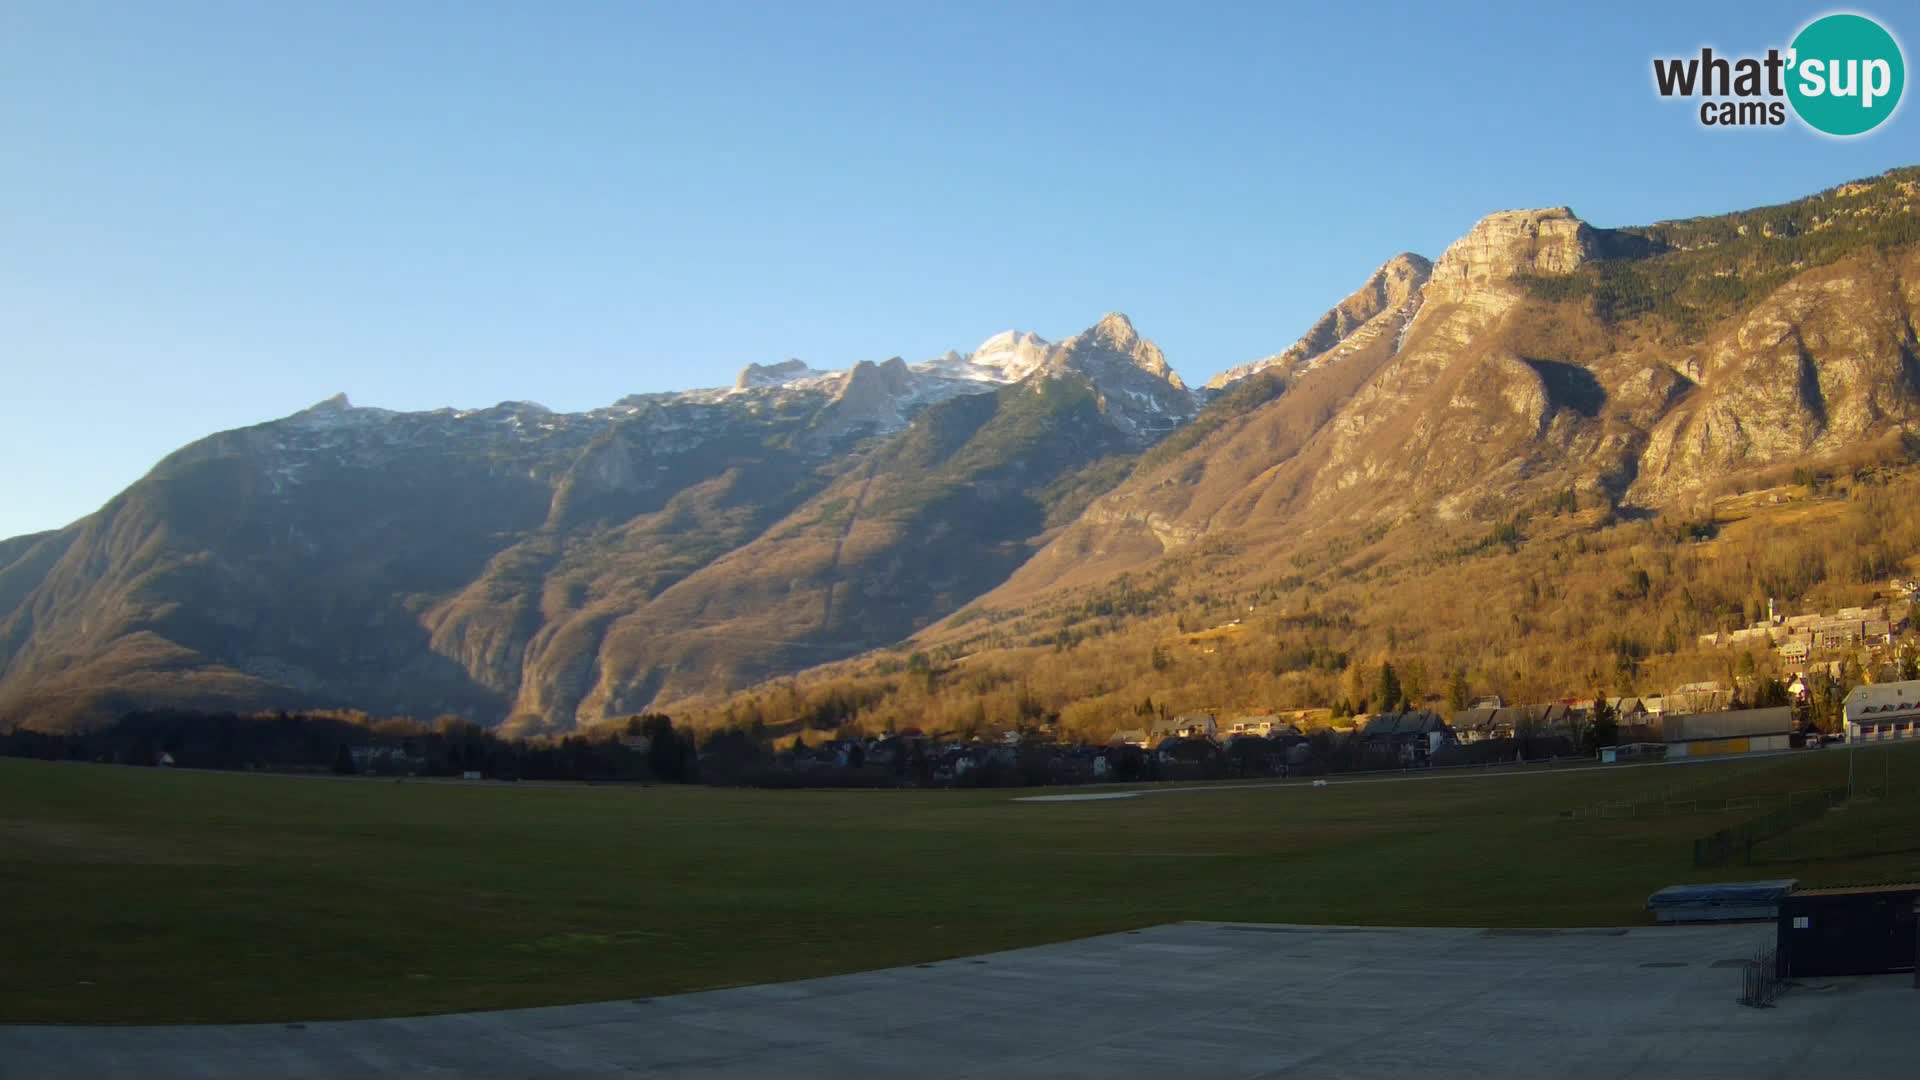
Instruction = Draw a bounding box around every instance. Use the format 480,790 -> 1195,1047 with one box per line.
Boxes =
0,708 -> 700,784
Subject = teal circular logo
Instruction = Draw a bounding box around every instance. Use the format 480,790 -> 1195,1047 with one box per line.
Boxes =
1787,14 -> 1905,136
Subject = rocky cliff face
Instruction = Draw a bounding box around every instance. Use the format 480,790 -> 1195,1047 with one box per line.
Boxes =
1205,253 -> 1432,390
1423,208 -> 1594,305
736,359 -> 825,389
980,171 -> 1920,611
1634,254 -> 1920,500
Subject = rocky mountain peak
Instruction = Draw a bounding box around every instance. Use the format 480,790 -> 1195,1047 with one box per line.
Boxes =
286,391 -> 381,429
974,329 -> 1048,354
302,392 -> 353,413
1375,253 -> 1433,305
1088,312 -> 1141,348
1425,207 -> 1594,308
1039,314 -> 1195,441
1061,313 -> 1183,390
810,356 -> 930,437
838,356 -> 915,396
923,331 -> 1057,384
736,359 -> 822,390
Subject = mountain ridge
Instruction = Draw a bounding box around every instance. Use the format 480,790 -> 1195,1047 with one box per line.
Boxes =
1204,253 -> 1433,391
930,170 -> 1920,639
0,312 -> 1191,731
5,166 -> 1919,733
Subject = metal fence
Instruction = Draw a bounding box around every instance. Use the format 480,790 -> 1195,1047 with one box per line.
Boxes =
1750,792 -> 1920,864
1740,946 -> 1780,1007
1564,787 -> 1837,822
1691,787 -> 1848,867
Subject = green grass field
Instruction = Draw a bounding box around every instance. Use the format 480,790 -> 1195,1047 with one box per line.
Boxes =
3,747 -> 1918,1024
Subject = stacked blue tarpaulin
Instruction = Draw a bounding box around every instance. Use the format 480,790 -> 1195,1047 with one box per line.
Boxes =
1647,879 -> 1799,923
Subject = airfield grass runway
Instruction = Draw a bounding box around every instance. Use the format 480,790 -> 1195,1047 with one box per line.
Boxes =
2,745 -> 1917,1024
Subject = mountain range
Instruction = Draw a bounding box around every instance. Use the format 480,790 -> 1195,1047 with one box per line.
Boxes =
4,166 -> 1918,733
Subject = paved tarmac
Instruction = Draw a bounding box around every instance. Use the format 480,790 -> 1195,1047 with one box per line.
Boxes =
4,921 -> 1915,1078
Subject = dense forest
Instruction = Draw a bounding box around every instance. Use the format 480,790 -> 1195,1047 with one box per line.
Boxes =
1521,167 -> 1920,333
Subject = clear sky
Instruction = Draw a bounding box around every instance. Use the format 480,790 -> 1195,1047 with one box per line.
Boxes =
2,1 -> 1914,539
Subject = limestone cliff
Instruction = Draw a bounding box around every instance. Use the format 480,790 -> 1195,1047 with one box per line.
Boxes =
1206,253 -> 1432,390
979,170 -> 1920,613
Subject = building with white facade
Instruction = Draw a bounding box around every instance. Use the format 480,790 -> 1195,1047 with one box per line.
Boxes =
1842,679 -> 1920,743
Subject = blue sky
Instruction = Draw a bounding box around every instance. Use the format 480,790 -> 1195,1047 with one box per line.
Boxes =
2,1 -> 1914,539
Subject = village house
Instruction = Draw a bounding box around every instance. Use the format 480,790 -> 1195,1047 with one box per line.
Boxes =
1228,715 -> 1300,738
1500,705 -> 1534,735
1448,707 -> 1484,741
1536,702 -> 1579,735
1458,701 -> 1597,742
1173,712 -> 1218,738
1359,710 -> 1454,764
1843,679 -> 1920,743
1664,682 -> 1731,716
1450,706 -> 1509,743
1607,697 -> 1649,723
1149,712 -> 1217,743
1708,599 -> 1904,662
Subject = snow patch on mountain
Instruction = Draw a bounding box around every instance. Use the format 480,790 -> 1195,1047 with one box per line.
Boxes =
916,330 -> 1059,384
279,316 -> 1193,458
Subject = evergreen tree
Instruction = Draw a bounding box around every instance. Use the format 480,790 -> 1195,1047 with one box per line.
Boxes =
1376,663 -> 1402,715
640,713 -> 687,782
1587,694 -> 1618,753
